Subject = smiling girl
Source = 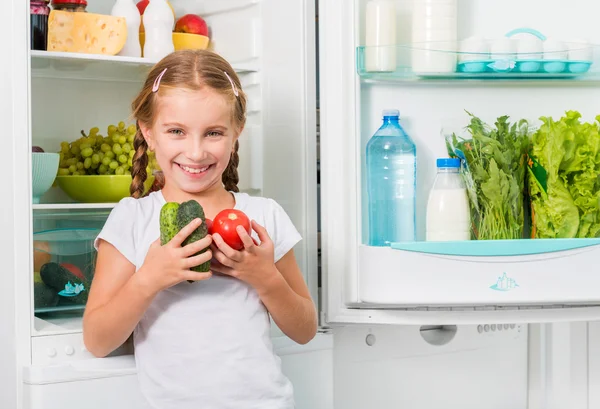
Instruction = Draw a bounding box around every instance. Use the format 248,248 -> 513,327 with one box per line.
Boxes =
82,50 -> 317,409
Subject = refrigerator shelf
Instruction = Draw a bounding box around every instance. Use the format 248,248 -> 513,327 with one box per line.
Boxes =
31,51 -> 259,82
352,241 -> 600,316
356,44 -> 600,82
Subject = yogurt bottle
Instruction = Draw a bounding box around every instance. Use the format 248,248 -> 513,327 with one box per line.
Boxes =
426,158 -> 470,241
142,0 -> 174,60
111,0 -> 142,57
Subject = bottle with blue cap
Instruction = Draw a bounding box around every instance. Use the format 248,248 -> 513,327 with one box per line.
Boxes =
366,109 -> 417,246
426,157 -> 471,242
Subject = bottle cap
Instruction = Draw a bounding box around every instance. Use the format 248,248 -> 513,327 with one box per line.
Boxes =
436,158 -> 461,168
382,109 -> 399,118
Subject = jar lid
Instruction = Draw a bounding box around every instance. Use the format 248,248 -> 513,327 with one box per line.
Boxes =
436,158 -> 461,168
51,0 -> 87,5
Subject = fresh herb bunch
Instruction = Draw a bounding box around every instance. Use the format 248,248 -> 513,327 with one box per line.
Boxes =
445,112 -> 530,240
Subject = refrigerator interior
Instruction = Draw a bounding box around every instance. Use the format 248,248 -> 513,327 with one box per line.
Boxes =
28,0 -> 318,343
15,0 -> 324,408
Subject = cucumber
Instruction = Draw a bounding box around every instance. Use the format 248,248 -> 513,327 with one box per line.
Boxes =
160,202 -> 180,245
159,200 -> 210,279
176,200 -> 210,273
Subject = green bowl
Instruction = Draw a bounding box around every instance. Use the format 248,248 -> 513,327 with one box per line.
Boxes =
55,175 -> 155,203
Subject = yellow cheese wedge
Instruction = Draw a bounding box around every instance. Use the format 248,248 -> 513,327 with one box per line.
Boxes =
48,10 -> 127,56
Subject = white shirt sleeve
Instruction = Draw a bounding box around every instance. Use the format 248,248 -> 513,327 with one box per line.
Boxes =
264,199 -> 302,263
94,197 -> 138,266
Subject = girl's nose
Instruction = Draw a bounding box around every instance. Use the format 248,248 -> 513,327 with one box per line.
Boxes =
187,139 -> 207,162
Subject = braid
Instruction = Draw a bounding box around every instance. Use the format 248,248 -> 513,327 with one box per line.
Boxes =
222,140 -> 240,193
130,125 -> 149,199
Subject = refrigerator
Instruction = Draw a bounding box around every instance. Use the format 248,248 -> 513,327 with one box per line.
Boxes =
1,0 -> 600,408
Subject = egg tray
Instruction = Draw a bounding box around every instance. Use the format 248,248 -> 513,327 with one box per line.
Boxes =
457,59 -> 593,76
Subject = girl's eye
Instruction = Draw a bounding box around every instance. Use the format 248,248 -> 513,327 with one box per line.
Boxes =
207,131 -> 224,137
168,129 -> 184,136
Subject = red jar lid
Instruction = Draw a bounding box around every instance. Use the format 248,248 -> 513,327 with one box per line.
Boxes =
51,0 -> 87,5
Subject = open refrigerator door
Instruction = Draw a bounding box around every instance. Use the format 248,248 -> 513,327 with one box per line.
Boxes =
318,1 -> 600,408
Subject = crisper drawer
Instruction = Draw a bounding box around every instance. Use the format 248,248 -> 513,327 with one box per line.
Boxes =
32,208 -> 110,336
23,355 -> 146,409
356,239 -> 600,307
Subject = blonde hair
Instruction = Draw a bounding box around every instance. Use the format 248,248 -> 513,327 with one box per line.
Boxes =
129,49 -> 247,198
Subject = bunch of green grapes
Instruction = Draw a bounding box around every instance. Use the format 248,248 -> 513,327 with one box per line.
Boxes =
57,122 -> 159,177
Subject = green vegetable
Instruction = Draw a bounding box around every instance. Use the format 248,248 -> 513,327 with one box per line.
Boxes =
160,202 -> 180,245
528,111 -> 600,238
40,262 -> 89,305
34,272 -> 59,309
160,200 -> 210,275
446,112 -> 530,240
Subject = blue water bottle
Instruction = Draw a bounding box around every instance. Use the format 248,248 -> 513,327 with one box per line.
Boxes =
366,109 -> 417,246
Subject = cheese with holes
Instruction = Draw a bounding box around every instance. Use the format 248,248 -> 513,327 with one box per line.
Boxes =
48,10 -> 127,55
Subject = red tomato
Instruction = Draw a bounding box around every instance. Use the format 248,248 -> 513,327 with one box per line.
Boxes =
60,263 -> 85,280
205,218 -> 213,234
212,209 -> 251,250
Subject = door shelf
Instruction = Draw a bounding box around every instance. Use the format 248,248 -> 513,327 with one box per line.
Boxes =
31,51 -> 258,82
356,44 -> 600,83
354,240 -> 600,311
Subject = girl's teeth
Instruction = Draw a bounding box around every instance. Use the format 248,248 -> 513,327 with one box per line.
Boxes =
181,165 -> 209,174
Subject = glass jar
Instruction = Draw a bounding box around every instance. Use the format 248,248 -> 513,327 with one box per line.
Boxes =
51,0 -> 87,12
30,0 -> 50,51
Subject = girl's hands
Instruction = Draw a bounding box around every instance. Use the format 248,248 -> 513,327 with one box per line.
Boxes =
138,218 -> 212,295
210,220 -> 278,293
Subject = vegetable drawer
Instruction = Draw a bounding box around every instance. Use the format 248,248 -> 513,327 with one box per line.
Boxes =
33,228 -> 99,313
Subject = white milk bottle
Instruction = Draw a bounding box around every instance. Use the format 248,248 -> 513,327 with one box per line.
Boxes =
111,0 -> 141,58
143,0 -> 174,60
426,158 -> 470,241
365,0 -> 397,72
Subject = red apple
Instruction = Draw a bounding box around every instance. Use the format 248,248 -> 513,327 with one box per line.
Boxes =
175,14 -> 208,37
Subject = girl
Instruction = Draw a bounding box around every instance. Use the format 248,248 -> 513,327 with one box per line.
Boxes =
83,49 -> 318,409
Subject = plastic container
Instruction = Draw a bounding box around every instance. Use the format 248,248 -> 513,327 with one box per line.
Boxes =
366,109 -> 417,246
111,0 -> 142,58
365,0 -> 397,72
411,0 -> 457,73
33,228 -> 99,312
426,158 -> 470,242
50,0 -> 87,12
30,1 -> 50,51
142,0 -> 175,60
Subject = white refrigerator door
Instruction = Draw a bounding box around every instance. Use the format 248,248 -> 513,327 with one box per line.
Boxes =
319,0 -> 600,326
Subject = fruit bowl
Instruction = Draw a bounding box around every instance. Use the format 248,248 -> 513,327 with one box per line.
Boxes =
32,152 -> 60,204
139,32 -> 210,53
172,32 -> 209,51
55,175 -> 155,203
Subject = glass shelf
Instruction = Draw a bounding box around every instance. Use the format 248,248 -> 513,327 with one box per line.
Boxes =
390,238 -> 600,257
356,43 -> 600,83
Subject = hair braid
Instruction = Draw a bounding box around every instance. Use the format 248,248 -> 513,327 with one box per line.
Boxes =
222,140 -> 240,193
130,124 -> 149,198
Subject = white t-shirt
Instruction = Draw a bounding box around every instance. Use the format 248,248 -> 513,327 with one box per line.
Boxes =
94,190 -> 302,409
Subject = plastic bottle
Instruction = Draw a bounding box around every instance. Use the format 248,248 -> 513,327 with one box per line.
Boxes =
426,158 -> 470,241
142,0 -> 174,60
366,110 -> 417,246
111,0 -> 142,58
365,0 -> 397,72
